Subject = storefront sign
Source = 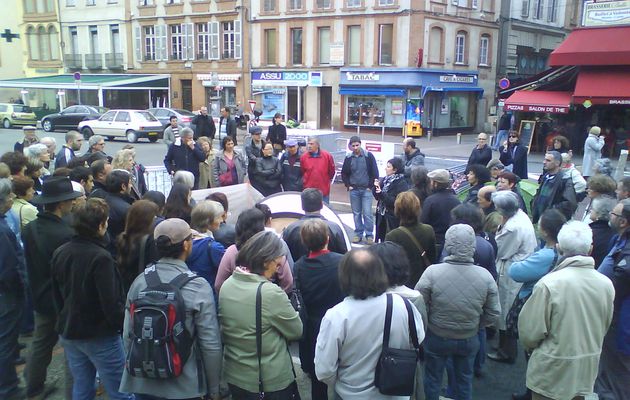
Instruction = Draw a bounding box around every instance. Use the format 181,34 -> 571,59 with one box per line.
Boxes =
583,0 -> 630,27
330,44 -> 345,66
610,99 -> 630,104
252,71 -> 321,87
196,73 -> 241,81
310,72 -> 323,87
345,72 -> 380,81
504,104 -> 569,114
439,75 -> 475,84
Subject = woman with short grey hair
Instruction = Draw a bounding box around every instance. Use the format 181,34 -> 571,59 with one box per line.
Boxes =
218,231 -> 302,399
188,200 -> 226,287
590,195 -> 617,268
488,189 -> 537,364
173,170 -> 195,190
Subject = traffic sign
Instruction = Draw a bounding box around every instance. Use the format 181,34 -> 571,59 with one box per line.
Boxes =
73,72 -> 81,81
499,78 -> 510,90
248,100 -> 256,113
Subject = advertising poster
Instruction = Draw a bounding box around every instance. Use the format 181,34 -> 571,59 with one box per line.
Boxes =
406,99 -> 423,121
261,92 -> 285,119
391,100 -> 403,115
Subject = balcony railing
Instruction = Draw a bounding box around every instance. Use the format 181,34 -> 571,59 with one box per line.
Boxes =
64,53 -> 83,70
85,53 -> 103,70
105,53 -> 124,69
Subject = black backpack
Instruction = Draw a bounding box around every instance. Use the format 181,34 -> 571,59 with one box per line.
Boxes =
126,265 -> 200,379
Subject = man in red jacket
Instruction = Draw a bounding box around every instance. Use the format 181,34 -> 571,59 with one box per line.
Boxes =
301,136 -> 335,203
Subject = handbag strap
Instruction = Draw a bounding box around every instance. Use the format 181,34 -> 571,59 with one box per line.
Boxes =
399,226 -> 432,267
381,293 -> 394,350
256,281 -> 265,396
402,297 -> 421,351
382,294 -> 421,352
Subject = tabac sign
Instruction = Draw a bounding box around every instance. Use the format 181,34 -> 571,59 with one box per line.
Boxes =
583,0 -> 630,27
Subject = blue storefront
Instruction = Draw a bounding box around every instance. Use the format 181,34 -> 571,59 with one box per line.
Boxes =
339,68 -> 484,134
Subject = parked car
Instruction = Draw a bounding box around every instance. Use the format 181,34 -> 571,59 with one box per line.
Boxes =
41,105 -> 108,132
0,103 -> 37,129
148,107 -> 195,130
78,109 -> 163,143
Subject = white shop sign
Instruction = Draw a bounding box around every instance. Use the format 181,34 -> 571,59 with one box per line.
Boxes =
342,139 -> 396,177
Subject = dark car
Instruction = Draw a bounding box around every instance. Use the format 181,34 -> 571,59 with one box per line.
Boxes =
41,105 -> 108,132
148,107 -> 195,130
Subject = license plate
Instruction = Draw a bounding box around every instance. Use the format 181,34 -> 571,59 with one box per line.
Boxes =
148,132 -> 158,136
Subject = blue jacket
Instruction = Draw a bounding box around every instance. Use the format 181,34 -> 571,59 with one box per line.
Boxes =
164,142 -> 206,188
0,214 -> 26,294
187,236 -> 225,288
509,247 -> 557,299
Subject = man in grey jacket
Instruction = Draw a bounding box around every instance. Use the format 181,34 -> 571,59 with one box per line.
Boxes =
163,115 -> 184,148
416,224 -> 500,400
120,218 -> 222,400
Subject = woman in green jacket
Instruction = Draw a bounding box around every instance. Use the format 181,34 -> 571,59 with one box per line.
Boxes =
218,230 -> 303,399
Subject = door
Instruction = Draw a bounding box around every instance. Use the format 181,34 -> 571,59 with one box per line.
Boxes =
93,110 -> 117,136
319,86 -> 332,130
181,80 -> 193,111
69,106 -> 90,128
57,106 -> 78,127
113,111 -> 132,137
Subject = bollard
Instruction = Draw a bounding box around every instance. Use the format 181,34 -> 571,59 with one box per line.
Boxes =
456,132 -> 462,144
616,150 -> 629,181
489,134 -> 494,147
356,124 -> 360,137
427,129 -> 432,142
381,125 -> 386,142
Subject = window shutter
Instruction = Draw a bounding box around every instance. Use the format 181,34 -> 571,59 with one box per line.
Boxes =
187,23 -> 195,60
234,19 -> 242,59
209,21 -> 219,60
159,25 -> 168,61
134,26 -> 142,62
154,25 -> 162,60
521,0 -> 529,17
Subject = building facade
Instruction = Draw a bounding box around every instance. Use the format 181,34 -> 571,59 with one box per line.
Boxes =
249,0 -> 499,133
0,1 -> 26,81
129,0 -> 250,116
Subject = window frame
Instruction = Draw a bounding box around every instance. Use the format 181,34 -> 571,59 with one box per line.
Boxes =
455,32 -> 466,64
197,23 -> 210,59
222,21 -> 235,59
263,0 -> 276,13
318,26 -> 331,65
264,29 -> 277,65
479,35 -> 489,66
144,25 -> 156,61
291,27 -> 303,65
533,0 -> 544,19
347,25 -> 361,66
346,0 -> 361,8
378,24 -> 393,66
170,24 -> 185,60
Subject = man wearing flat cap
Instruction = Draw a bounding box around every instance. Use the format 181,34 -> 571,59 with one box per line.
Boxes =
245,125 -> 264,177
420,169 -> 461,254
531,151 -> 577,224
280,138 -> 303,192
14,125 -> 40,153
22,176 -> 83,399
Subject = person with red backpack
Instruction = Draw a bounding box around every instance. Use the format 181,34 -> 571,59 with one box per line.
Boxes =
120,218 -> 223,400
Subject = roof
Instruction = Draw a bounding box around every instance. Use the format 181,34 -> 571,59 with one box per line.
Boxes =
549,26 -> 630,66
504,91 -> 573,114
0,74 -> 170,89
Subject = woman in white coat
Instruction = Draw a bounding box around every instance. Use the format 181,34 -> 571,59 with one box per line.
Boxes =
582,126 -> 605,179
487,191 -> 537,364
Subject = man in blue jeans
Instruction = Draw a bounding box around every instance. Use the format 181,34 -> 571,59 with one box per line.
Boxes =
0,179 -> 26,400
341,136 -> 379,244
494,111 -> 512,151
416,224 -> 500,400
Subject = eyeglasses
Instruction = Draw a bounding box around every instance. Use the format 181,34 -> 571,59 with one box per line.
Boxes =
610,211 -> 624,218
509,135 -> 518,138
477,138 -> 487,141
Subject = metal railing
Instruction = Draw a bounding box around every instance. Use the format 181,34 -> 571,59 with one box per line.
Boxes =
63,53 -> 82,69
105,52 -> 124,69
85,53 -> 103,69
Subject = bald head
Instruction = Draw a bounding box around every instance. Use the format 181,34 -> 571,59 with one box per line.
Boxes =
477,185 -> 496,209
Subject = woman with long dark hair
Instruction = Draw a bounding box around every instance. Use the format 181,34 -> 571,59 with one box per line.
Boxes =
163,183 -> 193,224
373,157 -> 409,242
116,199 -> 160,292
499,131 -> 528,180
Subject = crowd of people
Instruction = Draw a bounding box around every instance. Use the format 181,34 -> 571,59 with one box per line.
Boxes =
0,121 -> 629,400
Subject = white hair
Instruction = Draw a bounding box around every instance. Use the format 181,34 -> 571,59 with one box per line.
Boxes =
173,170 -> 195,189
491,190 -> 520,219
40,136 -> 56,146
24,143 -> 48,159
557,221 -> 593,257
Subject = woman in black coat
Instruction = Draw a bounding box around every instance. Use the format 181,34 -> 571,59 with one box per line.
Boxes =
499,131 -> 529,180
249,142 -> 282,197
589,195 -> 616,268
266,112 -> 287,155
373,157 -> 410,242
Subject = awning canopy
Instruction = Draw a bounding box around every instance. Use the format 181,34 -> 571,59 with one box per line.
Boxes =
0,74 -> 170,90
339,87 -> 406,97
549,27 -> 630,67
573,67 -> 630,106
504,90 -> 573,114
422,86 -> 484,98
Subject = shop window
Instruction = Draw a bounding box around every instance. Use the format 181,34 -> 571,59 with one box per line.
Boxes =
347,25 -> 361,65
265,29 -> 277,65
291,28 -> 303,65
346,0 -> 361,8
455,31 -> 466,64
263,0 -> 276,12
378,24 -> 393,65
318,27 -> 330,64
428,26 -> 443,63
144,26 -> 156,60
479,35 -> 489,66
289,0 -> 302,10
346,96 -> 404,127
449,95 -> 470,128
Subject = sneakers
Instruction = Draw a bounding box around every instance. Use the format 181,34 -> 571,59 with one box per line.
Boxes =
352,236 -> 362,244
366,237 -> 374,245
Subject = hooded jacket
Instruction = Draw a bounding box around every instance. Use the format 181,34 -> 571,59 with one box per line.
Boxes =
519,255 -> 614,400
416,224 -> 500,339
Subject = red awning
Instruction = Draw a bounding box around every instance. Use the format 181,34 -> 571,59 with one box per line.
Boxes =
573,67 -> 630,106
549,27 -> 630,67
504,91 -> 573,114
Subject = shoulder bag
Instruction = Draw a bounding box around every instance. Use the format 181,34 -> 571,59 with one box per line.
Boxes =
288,266 -> 308,331
375,293 -> 421,396
256,282 -> 301,400
399,226 -> 432,268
